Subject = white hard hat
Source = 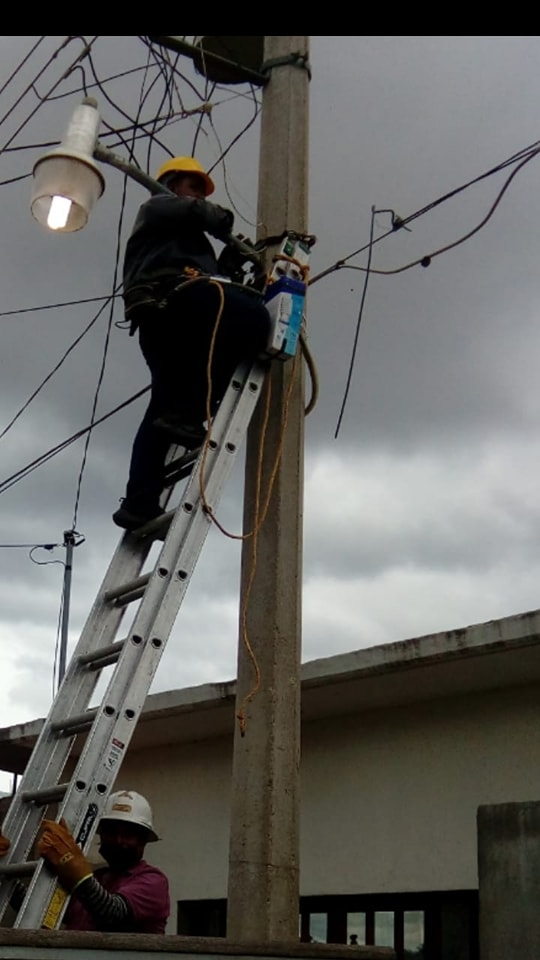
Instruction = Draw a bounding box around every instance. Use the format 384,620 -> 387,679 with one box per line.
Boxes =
99,790 -> 159,842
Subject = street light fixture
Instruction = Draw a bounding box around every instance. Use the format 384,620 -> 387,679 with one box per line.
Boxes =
31,97 -> 174,235
30,101 -> 263,275
31,97 -> 105,232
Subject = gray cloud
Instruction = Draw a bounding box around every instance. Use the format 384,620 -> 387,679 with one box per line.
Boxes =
1,36 -> 540,758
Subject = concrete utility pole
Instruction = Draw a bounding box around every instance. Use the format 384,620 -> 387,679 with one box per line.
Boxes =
227,36 -> 310,941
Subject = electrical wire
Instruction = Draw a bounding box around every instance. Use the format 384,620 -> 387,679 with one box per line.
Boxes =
0,295 -> 118,318
0,292 -> 118,441
0,172 -> 32,186
70,204 -> 125,530
0,385 -> 150,497
0,40 -> 227,483
334,208 -> 376,439
0,37 -> 99,154
137,48 -> 178,174
339,150 -> 540,279
146,38 -> 208,104
141,44 -> 212,169
2,139 -> 60,153
205,94 -> 261,228
0,37 -> 286,504
0,37 -> 72,137
44,62 -> 162,101
70,49 -> 155,529
326,146 -> 540,438
138,39 -> 179,136
81,45 -> 202,167
0,37 -> 279,707
52,577 -> 65,697
84,43 -> 184,166
310,140 -> 540,287
191,80 -> 216,157
0,541 -> 59,549
83,49 -> 143,165
207,84 -> 260,175
300,331 -> 318,416
29,545 -> 64,565
0,37 -> 45,100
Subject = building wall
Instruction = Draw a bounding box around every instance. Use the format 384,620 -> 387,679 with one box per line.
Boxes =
300,681 -> 540,895
103,680 -> 540,932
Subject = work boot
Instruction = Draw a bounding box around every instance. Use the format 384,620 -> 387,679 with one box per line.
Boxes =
112,501 -> 165,532
152,416 -> 206,450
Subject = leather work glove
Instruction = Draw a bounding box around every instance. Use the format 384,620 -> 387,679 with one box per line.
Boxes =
38,818 -> 93,892
0,831 -> 10,856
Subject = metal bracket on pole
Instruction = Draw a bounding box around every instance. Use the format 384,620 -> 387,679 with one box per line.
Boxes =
93,144 -> 168,196
260,53 -> 312,80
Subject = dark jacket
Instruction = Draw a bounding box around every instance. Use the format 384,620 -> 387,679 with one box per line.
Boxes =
123,192 -> 234,293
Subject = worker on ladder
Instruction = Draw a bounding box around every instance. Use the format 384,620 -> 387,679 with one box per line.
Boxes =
113,156 -> 271,531
0,790 -> 170,933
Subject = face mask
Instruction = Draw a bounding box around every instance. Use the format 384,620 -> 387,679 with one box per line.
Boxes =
99,842 -> 142,871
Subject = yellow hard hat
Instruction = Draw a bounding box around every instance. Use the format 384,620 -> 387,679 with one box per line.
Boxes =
155,156 -> 214,196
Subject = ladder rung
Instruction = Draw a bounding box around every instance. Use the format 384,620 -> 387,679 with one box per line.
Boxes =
50,709 -> 98,735
164,448 -> 199,477
163,451 -> 199,487
163,463 -> 196,487
0,860 -> 39,877
105,573 -> 150,604
77,639 -> 124,669
20,784 -> 69,805
132,510 -> 173,540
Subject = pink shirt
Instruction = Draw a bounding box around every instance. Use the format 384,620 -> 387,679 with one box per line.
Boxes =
64,860 -> 170,934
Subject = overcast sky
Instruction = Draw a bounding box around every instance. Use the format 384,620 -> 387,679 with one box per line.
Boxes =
1,37 -> 540,775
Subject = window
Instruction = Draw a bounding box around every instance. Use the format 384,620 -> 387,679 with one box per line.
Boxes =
299,891 -> 477,959
404,910 -> 424,958
178,890 -> 477,959
375,911 -> 394,948
347,911 -> 366,945
308,912 -> 327,943
177,898 -> 226,937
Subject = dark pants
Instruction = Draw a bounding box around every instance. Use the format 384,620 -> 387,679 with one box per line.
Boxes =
124,280 -> 271,513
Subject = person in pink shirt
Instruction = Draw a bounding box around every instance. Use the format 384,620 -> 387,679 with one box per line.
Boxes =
37,789 -> 170,933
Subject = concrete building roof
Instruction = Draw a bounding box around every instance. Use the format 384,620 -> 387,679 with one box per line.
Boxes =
2,606 -> 540,774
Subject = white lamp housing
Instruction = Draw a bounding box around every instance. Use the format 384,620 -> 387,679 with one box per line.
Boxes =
31,97 -> 105,232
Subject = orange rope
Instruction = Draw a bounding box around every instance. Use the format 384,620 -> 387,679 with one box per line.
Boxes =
187,276 -> 303,735
236,347 -> 301,735
198,280 -> 225,513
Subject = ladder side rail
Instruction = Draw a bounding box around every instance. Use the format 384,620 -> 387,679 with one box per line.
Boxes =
59,359 -> 267,835
3,536 -> 173,927
0,537 -> 156,921
4,539 -> 174,927
0,522 -> 159,894
15,360 -> 266,929
1,530 -> 154,806
13,634 -> 151,928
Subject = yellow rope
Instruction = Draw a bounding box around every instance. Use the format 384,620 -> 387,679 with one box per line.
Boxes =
236,348 -> 301,735
186,275 -> 305,736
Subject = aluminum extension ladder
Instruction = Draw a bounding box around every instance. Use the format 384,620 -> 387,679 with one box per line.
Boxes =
0,357 -> 267,930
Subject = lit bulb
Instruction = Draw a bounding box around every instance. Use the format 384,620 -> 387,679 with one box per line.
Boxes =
47,195 -> 72,230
